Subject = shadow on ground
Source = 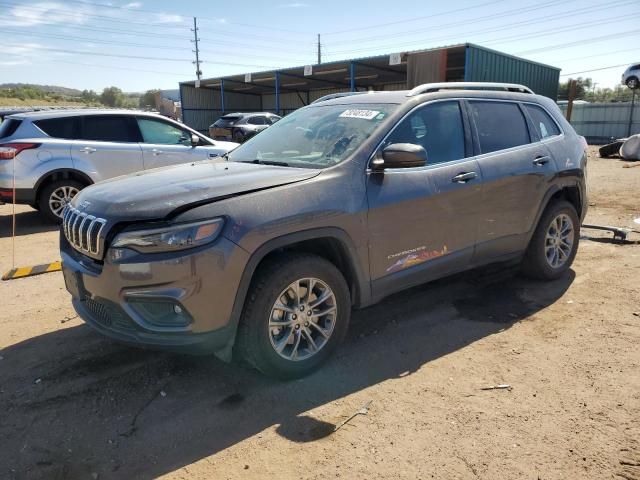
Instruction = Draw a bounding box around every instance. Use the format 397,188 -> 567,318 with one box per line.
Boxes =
0,208 -> 57,238
0,266 -> 574,479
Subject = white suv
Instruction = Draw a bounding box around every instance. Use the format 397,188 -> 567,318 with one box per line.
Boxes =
622,63 -> 640,89
0,110 -> 238,221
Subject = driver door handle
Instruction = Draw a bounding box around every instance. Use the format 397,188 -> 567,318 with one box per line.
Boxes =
451,171 -> 477,183
80,147 -> 97,154
151,149 -> 164,156
533,155 -> 550,166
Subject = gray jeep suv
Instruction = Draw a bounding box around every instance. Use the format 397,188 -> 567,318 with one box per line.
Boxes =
60,83 -> 588,379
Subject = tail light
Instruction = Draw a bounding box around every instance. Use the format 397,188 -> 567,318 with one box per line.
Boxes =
0,143 -> 40,158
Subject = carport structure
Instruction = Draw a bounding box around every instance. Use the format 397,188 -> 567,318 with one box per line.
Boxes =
180,43 -> 560,133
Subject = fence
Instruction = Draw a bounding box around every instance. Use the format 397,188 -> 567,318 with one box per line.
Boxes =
558,101 -> 639,144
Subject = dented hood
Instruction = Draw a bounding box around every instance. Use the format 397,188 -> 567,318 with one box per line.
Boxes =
72,160 -> 320,220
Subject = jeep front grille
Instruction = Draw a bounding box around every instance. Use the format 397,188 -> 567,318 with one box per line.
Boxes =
62,205 -> 107,257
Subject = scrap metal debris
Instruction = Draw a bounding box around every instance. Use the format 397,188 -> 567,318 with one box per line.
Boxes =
333,400 -> 372,432
481,384 -> 512,391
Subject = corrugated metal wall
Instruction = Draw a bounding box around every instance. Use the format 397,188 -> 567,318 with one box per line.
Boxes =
464,45 -> 560,100
181,84 -> 261,132
558,102 -> 640,143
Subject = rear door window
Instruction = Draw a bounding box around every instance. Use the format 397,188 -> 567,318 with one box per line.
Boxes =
137,118 -> 190,145
248,116 -> 266,125
524,104 -> 561,140
214,116 -> 241,127
0,119 -> 22,139
385,100 -> 466,165
81,115 -> 140,142
468,101 -> 531,154
34,117 -> 78,139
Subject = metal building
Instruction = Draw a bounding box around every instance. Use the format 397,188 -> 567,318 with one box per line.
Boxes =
180,43 -> 561,133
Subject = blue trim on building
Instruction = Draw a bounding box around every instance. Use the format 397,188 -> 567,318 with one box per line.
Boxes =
220,79 -> 225,114
275,72 -> 280,115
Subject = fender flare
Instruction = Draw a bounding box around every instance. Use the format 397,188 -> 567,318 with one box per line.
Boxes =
34,169 -> 94,198
226,227 -> 371,339
526,180 -> 582,245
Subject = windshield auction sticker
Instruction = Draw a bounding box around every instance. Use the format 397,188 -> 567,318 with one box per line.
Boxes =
339,109 -> 381,120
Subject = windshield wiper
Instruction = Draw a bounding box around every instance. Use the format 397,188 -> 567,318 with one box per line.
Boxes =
241,159 -> 290,167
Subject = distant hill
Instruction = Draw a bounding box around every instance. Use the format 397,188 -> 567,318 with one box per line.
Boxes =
0,83 -> 84,97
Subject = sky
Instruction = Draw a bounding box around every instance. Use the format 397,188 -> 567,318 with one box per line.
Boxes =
1,0 -> 639,93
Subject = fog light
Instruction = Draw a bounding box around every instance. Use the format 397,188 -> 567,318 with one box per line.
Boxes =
127,300 -> 192,328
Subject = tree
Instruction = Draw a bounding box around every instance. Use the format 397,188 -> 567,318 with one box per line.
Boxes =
558,77 -> 593,100
99,86 -> 125,107
139,89 -> 160,109
81,89 -> 99,104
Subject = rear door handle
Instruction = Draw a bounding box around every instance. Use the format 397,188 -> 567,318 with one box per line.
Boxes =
533,156 -> 550,166
151,149 -> 164,156
80,147 -> 96,154
451,171 -> 477,183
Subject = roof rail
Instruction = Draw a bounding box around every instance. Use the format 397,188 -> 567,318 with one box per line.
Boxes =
407,82 -> 534,97
310,91 -> 370,104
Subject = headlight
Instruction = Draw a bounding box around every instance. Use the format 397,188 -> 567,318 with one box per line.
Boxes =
111,219 -> 224,253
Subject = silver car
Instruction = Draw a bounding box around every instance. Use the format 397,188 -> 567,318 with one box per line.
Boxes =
0,110 -> 238,221
622,63 -> 639,89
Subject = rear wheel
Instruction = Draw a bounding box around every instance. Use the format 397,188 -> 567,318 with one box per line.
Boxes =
38,179 -> 84,223
522,200 -> 580,280
236,253 -> 351,379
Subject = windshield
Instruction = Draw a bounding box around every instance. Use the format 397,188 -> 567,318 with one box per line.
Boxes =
227,103 -> 397,169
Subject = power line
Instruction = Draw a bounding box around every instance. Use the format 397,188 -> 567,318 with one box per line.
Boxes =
325,11 -> 639,57
0,0 -> 189,30
27,0 -> 310,35
325,0 -> 628,48
54,60 -> 192,78
322,0 -> 506,35
557,48 -> 640,63
516,29 -> 640,55
560,64 -> 633,76
3,43 -> 283,68
1,28 -> 189,51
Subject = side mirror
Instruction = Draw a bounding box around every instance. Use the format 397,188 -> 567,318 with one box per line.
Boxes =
372,143 -> 427,170
191,134 -> 200,147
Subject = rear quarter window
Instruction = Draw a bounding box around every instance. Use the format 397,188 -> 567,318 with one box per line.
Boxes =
81,115 -> 140,142
468,101 -> 531,154
0,119 -> 22,139
34,117 -> 78,139
524,104 -> 561,140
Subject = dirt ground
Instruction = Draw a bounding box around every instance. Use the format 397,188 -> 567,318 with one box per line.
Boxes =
1,146 -> 639,480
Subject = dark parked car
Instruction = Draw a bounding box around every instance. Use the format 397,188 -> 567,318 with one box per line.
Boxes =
61,82 -> 588,379
209,112 -> 281,142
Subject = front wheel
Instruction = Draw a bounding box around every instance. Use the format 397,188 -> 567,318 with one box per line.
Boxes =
522,200 -> 580,280
626,77 -> 639,90
235,253 -> 351,379
38,180 -> 84,223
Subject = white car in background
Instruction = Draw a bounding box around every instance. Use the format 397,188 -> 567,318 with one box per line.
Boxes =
622,63 -> 639,89
0,110 -> 238,221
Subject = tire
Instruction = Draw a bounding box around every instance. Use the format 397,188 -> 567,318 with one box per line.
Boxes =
235,253 -> 351,379
626,77 -> 639,90
598,141 -> 623,158
233,130 -> 245,143
38,179 -> 84,223
522,200 -> 580,280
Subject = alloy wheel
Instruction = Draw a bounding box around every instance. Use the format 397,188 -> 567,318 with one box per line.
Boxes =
49,185 -> 79,218
268,277 -> 337,361
545,213 -> 575,268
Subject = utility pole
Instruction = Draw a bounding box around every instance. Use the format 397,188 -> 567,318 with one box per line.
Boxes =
191,17 -> 202,83
317,33 -> 321,64
566,79 -> 577,122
